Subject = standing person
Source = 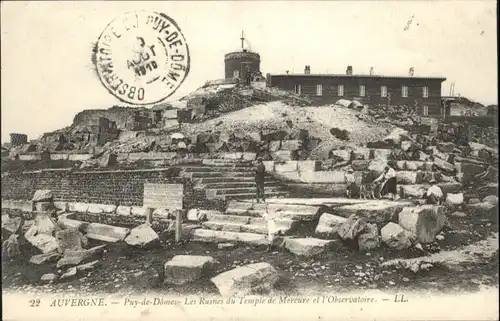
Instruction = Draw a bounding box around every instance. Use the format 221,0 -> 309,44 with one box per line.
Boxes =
425,179 -> 443,205
344,167 -> 356,198
373,164 -> 398,200
255,157 -> 266,203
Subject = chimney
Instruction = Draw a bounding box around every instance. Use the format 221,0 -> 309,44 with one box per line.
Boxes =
304,65 -> 311,75
369,67 -> 374,75
346,65 -> 353,76
286,70 -> 289,75
409,67 -> 414,77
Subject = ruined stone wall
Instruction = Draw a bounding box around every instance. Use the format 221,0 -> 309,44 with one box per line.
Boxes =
1,168 -> 193,207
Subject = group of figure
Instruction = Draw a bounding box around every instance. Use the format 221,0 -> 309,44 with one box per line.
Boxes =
344,165 -> 398,201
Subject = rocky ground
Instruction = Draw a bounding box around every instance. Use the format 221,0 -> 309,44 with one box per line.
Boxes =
2,205 -> 498,296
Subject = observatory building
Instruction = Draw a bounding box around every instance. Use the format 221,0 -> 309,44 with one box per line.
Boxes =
224,32 -> 261,81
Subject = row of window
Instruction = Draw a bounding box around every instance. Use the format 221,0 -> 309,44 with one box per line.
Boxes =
294,84 -> 430,98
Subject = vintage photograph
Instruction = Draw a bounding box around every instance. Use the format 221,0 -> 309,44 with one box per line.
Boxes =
1,1 -> 498,320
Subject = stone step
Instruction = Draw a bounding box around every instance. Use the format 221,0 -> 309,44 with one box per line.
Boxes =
196,177 -> 274,184
181,166 -> 255,173
182,171 -> 257,178
201,220 -> 294,235
207,213 -> 296,228
190,228 -> 270,246
225,204 -> 319,221
201,181 -> 280,189
207,186 -> 282,196
227,200 -> 320,213
214,191 -> 289,201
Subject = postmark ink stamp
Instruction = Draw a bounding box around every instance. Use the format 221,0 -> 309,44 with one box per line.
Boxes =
94,11 -> 190,105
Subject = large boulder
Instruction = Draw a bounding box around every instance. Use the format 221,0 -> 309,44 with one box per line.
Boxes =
2,234 -> 21,259
358,223 -> 380,251
2,216 -> 22,234
315,214 -> 347,238
55,228 -> 83,254
211,262 -> 279,296
32,190 -> 54,202
381,222 -> 413,250
56,245 -> 106,268
24,224 -> 58,254
283,237 -> 335,257
124,224 -> 159,247
163,255 -> 219,285
337,215 -> 367,240
397,205 -> 446,243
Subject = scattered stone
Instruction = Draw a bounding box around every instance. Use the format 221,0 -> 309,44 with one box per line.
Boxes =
211,262 -> 279,296
24,226 -> 58,254
402,277 -> 411,282
315,213 -> 347,238
60,267 -> 77,280
436,234 -> 445,241
358,223 -> 380,251
124,224 -> 159,247
30,252 -> 60,265
338,215 -> 367,241
76,260 -> 99,272
163,255 -> 218,285
2,216 -> 22,234
388,281 -> 395,286
32,190 -> 54,202
381,222 -> 413,250
482,195 -> 499,205
398,205 -> 446,243
97,152 -> 117,167
284,238 -> 335,257
469,198 -> 481,204
34,214 -> 59,235
41,273 -> 57,282
437,142 -> 456,153
2,234 -> 21,259
217,243 -> 235,250
446,193 -> 464,206
451,211 -> 466,218
433,157 -> 455,174
55,228 -> 83,254
57,250 -> 91,268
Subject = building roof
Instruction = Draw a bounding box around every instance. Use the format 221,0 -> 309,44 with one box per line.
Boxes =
269,73 -> 446,81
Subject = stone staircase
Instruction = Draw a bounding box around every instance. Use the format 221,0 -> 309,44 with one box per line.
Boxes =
189,200 -> 320,245
178,160 -> 289,201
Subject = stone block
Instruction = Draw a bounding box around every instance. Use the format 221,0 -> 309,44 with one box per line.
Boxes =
352,148 -> 371,160
334,200 -> 412,225
297,160 -> 320,172
116,206 -> 132,215
32,190 -> 54,202
358,223 -> 380,251
54,202 -> 68,212
131,206 -> 147,216
372,149 -> 392,160
446,193 -> 464,206
60,267 -> 77,280
269,141 -> 281,152
242,153 -> 256,161
35,202 -> 53,213
433,157 -> 455,173
41,273 -> 58,282
337,215 -> 368,240
482,195 -> 499,205
399,185 -> 426,199
124,224 -> 159,247
2,234 -> 21,259
299,171 -> 345,184
315,213 -> 347,238
398,205 -> 446,243
163,255 -> 218,285
330,149 -> 352,161
87,203 -> 117,214
211,262 -> 279,296
272,150 -> 295,161
262,161 -> 275,172
280,140 -> 302,151
284,238 -> 335,257
381,222 -> 413,250
68,202 -> 89,213
275,161 -> 298,173
396,171 -> 424,185
2,216 -> 22,234
55,228 -> 83,254
30,252 -> 61,265
437,142 -> 456,153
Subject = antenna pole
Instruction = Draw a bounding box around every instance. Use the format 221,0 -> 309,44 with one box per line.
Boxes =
240,31 -> 245,50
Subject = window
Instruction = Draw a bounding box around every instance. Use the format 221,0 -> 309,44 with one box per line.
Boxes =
233,70 -> 239,78
422,86 -> 429,98
402,85 -> 408,98
316,84 -> 323,96
359,85 -> 366,97
381,86 -> 387,97
294,84 -> 301,95
338,85 -> 344,96
423,105 -> 429,116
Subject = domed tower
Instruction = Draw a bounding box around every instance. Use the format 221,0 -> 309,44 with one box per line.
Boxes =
224,31 -> 261,81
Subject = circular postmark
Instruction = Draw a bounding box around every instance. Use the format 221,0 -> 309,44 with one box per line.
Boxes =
94,11 -> 190,105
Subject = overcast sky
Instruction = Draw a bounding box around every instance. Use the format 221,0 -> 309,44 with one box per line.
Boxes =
1,1 -> 497,142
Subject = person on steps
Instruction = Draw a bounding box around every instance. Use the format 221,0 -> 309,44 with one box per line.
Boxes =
255,157 -> 266,203
425,179 -> 443,205
373,164 -> 398,201
344,167 -> 356,198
